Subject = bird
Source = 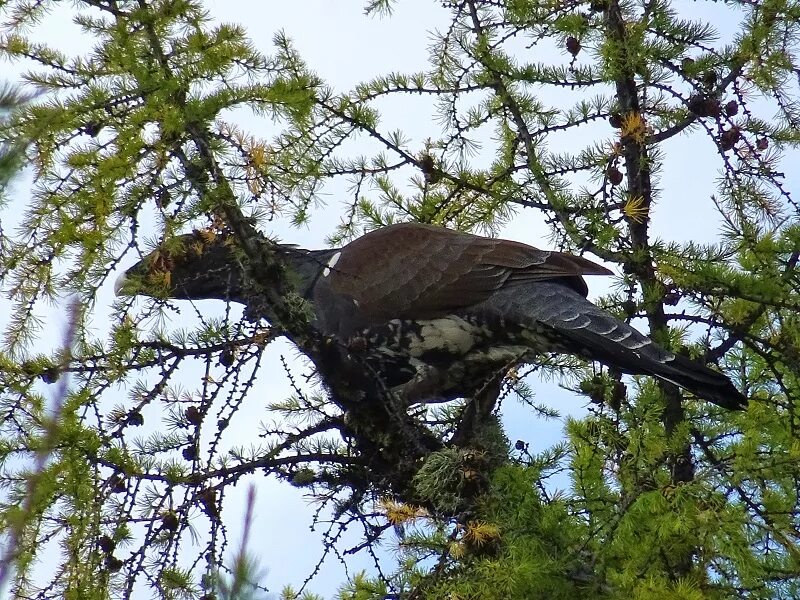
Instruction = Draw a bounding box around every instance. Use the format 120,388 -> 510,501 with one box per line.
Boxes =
115,222 -> 747,410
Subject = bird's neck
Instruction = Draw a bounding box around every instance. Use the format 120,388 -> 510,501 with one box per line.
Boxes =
281,247 -> 342,298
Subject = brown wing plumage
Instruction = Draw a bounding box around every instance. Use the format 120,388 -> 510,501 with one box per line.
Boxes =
329,223 -> 611,321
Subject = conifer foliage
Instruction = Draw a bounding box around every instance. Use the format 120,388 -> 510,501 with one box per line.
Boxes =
0,0 -> 799,598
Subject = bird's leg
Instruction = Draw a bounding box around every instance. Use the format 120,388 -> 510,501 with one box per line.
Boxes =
451,371 -> 504,448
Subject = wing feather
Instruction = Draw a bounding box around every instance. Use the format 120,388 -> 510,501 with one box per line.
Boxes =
329,223 -> 611,321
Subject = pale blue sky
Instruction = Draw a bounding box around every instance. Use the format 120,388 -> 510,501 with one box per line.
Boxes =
2,1 -> 796,597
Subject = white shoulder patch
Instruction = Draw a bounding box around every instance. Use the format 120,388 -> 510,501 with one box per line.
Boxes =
322,251 -> 342,277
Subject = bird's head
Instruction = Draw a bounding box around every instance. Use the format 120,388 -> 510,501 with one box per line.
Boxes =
114,231 -> 247,303
114,230 -> 339,305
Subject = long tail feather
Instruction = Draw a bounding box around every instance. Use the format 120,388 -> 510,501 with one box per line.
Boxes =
488,282 -> 748,410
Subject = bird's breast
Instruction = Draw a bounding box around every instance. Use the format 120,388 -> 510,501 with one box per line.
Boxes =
351,313 -> 571,363
358,315 -> 492,358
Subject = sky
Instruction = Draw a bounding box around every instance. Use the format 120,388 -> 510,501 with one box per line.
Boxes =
1,0 -> 797,598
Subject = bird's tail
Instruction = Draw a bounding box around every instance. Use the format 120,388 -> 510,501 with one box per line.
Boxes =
488,282 -> 748,410
636,352 -> 747,410
571,329 -> 748,411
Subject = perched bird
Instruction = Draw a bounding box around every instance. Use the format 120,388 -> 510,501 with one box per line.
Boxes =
115,223 -> 747,410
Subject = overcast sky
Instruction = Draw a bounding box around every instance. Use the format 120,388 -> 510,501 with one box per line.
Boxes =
2,0 -> 797,597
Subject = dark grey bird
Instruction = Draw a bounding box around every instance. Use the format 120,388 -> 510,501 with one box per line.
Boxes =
115,222 -> 747,410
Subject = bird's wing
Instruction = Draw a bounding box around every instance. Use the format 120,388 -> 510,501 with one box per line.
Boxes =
328,223 -> 611,320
